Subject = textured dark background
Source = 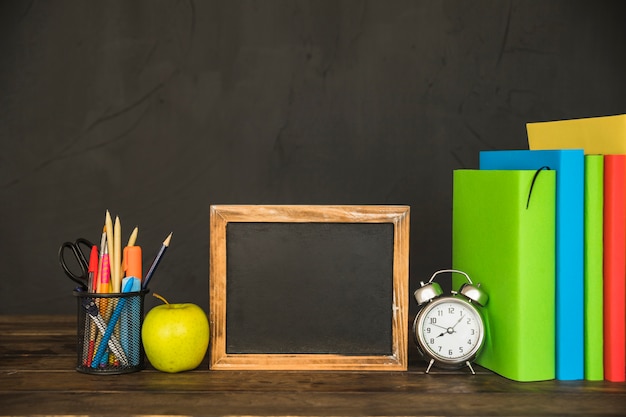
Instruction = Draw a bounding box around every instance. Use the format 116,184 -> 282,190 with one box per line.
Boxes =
1,0 -> 625,314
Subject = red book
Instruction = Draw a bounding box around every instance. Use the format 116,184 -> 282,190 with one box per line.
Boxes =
603,155 -> 626,382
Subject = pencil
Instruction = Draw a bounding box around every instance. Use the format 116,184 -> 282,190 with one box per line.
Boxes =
142,232 -> 172,290
127,226 -> 139,247
86,316 -> 97,366
113,216 -> 122,292
104,210 -> 114,290
99,245 -> 111,294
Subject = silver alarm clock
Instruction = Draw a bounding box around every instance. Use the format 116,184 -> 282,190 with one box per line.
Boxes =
412,269 -> 488,374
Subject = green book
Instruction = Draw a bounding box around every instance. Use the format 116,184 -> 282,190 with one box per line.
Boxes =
584,155 -> 604,380
452,169 -> 556,382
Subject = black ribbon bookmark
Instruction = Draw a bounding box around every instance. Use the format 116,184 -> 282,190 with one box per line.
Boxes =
526,166 -> 551,209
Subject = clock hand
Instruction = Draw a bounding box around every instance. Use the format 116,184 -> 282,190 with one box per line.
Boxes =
431,315 -> 465,338
429,323 -> 447,337
450,314 -> 466,331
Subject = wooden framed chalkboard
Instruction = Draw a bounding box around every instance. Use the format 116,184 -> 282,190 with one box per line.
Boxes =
209,205 -> 410,371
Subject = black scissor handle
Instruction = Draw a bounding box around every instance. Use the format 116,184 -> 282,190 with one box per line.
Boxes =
58,238 -> 94,287
73,238 -> 94,263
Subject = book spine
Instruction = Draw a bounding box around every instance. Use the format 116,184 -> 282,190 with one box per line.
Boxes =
584,155 -> 604,380
603,154 -> 626,382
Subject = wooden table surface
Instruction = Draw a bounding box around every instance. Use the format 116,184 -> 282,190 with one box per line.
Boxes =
1,315 -> 626,416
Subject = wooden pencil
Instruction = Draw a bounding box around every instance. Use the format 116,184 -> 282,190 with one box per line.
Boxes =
104,210 -> 115,291
113,216 -> 122,292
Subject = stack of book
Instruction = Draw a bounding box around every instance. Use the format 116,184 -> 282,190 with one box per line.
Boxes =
452,114 -> 626,382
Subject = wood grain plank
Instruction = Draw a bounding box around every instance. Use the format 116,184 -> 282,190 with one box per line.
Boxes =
1,315 -> 625,416
0,355 -> 77,370
0,369 -> 621,395
1,390 -> 625,416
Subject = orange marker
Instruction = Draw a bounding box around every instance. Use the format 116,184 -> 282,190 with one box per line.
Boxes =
122,246 -> 142,292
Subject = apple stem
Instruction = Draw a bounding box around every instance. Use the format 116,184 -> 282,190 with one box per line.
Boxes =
153,293 -> 170,305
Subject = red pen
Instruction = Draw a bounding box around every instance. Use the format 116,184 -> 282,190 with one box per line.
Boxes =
87,245 -> 98,293
85,245 -> 99,366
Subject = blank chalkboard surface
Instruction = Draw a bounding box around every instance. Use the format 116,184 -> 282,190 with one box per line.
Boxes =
209,205 -> 410,371
226,222 -> 393,355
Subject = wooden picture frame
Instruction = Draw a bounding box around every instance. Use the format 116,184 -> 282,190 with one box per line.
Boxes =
209,205 -> 410,371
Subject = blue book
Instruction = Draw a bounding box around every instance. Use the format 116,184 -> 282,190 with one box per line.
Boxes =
480,149 -> 585,381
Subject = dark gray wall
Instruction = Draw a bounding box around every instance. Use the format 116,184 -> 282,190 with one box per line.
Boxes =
1,0 -> 625,314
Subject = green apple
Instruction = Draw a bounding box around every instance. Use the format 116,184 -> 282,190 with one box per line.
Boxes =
142,293 -> 209,373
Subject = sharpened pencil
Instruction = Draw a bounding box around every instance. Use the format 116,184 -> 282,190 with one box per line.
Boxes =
104,210 -> 115,290
142,232 -> 172,290
112,216 -> 122,292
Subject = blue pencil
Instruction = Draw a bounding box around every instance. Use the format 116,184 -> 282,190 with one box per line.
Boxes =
142,232 -> 172,290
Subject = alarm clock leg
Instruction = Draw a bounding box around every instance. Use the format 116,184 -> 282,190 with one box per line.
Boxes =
466,361 -> 476,375
425,359 -> 435,374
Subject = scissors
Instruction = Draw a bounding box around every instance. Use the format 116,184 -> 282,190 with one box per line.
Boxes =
58,238 -> 95,290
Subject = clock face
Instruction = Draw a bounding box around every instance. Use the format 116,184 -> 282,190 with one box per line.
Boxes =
415,297 -> 484,365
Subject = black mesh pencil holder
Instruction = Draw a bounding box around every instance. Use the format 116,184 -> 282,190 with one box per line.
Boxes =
74,290 -> 149,375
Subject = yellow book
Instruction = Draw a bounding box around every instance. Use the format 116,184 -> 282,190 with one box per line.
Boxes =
527,114 -> 626,155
